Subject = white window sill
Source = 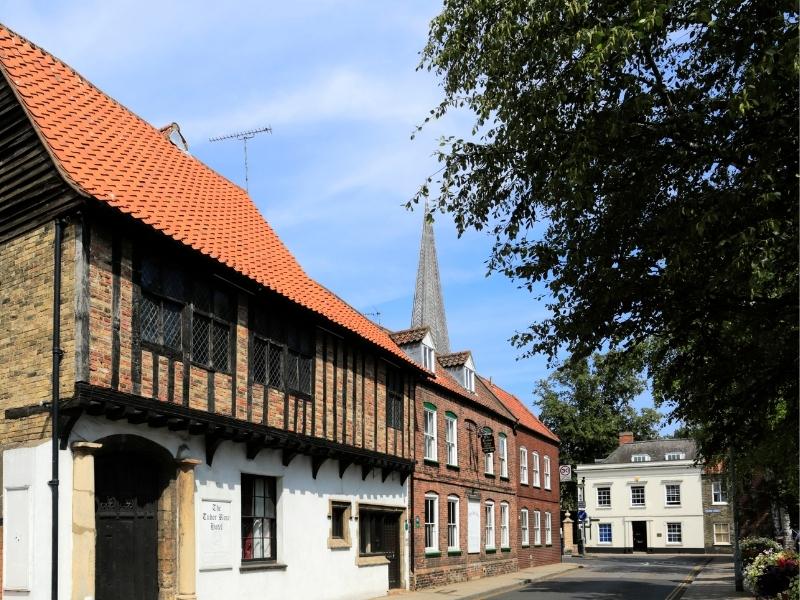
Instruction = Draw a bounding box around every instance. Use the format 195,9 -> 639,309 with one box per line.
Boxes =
630,505 -> 646,509
714,542 -> 732,546
596,506 -> 612,510
666,542 -> 683,546
665,504 -> 682,508
358,555 -> 390,567
711,502 -> 729,506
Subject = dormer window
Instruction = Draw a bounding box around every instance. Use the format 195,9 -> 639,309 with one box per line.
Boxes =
464,367 -> 475,392
664,452 -> 685,461
422,343 -> 435,372
631,454 -> 651,462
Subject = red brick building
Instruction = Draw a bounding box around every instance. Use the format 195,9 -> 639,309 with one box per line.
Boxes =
487,382 -> 561,568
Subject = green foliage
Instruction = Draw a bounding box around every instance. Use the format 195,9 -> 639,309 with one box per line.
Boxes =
741,537 -> 784,567
534,348 -> 661,508
415,0 -> 798,487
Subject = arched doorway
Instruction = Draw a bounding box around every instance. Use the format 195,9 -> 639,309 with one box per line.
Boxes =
94,435 -> 173,600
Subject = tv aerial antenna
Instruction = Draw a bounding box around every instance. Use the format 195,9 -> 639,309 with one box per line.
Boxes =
209,126 -> 272,192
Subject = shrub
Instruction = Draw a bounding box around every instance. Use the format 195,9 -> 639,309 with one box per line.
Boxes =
744,549 -> 798,598
742,537 -> 783,566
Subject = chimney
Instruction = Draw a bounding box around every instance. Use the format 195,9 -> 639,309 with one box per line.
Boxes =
618,431 -> 634,446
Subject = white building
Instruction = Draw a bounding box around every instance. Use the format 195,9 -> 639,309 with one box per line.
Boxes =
575,434 -> 705,553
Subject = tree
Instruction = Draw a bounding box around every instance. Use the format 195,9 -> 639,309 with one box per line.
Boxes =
415,0 -> 797,483
534,349 -> 661,509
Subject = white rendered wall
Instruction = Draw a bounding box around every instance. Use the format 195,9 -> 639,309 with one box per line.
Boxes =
70,415 -> 408,600
2,441 -> 73,600
576,462 -> 705,551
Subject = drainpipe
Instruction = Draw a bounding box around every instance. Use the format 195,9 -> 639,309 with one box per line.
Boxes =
49,219 -> 64,600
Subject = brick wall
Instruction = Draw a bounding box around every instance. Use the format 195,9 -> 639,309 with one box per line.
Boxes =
516,428 -> 561,568
701,474 -> 734,553
411,383 -> 518,589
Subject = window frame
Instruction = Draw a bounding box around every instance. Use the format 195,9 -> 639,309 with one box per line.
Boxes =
385,366 -> 404,430
543,455 -> 551,490
328,500 -> 352,549
464,366 -> 475,392
498,434 -> 508,479
519,447 -> 528,484
423,404 -> 438,462
191,283 -> 235,374
500,502 -> 510,548
596,486 -> 611,508
666,522 -> 683,544
447,495 -> 460,551
631,454 -> 651,462
422,343 -> 436,372
532,452 -> 540,487
139,257 -> 185,357
485,501 -> 495,550
630,485 -> 646,507
533,510 -> 542,545
520,508 -> 530,546
424,493 -> 439,553
665,483 -> 682,507
712,481 -> 729,505
545,512 -> 552,545
241,474 -> 278,563
664,452 -> 685,461
713,523 -> 731,545
445,412 -> 458,467
598,523 -> 612,544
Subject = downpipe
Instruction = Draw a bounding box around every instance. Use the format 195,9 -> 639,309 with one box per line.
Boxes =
49,219 -> 64,600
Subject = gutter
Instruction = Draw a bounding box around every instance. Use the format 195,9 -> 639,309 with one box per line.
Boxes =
49,218 -> 64,600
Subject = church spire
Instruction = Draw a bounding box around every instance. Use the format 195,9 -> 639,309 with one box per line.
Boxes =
411,213 -> 451,353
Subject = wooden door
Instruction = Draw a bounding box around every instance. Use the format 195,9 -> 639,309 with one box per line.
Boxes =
632,521 -> 648,551
383,515 -> 401,589
95,452 -> 161,600
467,498 -> 481,553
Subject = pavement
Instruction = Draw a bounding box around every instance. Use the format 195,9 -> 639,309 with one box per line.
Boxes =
374,554 -> 754,600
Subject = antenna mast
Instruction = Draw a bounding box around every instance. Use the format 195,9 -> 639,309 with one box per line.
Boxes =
209,126 -> 272,192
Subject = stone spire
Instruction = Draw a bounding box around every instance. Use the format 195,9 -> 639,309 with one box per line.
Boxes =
411,214 -> 450,353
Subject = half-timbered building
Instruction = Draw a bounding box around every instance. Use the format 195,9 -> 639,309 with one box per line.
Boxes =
0,25 -> 420,600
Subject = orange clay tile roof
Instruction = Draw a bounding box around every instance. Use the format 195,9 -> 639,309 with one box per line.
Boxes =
0,24 -> 417,367
482,377 -> 559,443
390,327 -> 429,346
423,362 -> 516,422
438,351 -> 471,368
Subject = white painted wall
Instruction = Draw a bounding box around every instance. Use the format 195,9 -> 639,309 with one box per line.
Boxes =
68,415 -> 408,600
575,461 -> 705,551
2,441 -> 73,600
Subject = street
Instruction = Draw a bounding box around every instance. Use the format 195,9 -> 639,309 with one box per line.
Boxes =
489,555 -> 705,600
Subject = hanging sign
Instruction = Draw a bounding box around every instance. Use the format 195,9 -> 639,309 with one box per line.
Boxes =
480,431 -> 495,454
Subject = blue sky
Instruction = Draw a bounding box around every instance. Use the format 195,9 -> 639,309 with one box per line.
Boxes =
4,1 -> 665,430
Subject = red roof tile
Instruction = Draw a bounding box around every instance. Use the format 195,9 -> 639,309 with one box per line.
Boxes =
438,351 -> 471,368
390,327 -> 429,346
0,24 -> 416,367
482,377 -> 559,443
423,366 -> 516,422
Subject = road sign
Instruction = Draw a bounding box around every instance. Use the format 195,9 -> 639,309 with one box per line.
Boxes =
577,500 -> 586,509
559,464 -> 572,482
577,510 -> 588,522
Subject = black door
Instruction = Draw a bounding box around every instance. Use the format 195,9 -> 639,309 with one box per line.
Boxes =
95,451 -> 162,600
632,521 -> 648,551
382,515 -> 401,589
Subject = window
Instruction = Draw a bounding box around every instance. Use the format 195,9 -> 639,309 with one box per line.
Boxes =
192,282 -> 235,372
422,343 -> 435,372
424,494 -> 439,552
485,502 -> 495,549
359,509 -> 399,556
631,454 -> 651,462
597,487 -> 611,507
598,523 -> 612,543
532,452 -> 540,487
545,512 -> 552,545
385,366 -> 404,430
533,510 -> 541,545
712,481 -> 728,504
665,484 -> 681,506
484,429 -> 494,475
666,522 -> 682,544
447,496 -> 459,550
140,257 -> 184,353
519,448 -> 528,484
543,455 -> 551,489
424,404 -> 437,461
464,367 -> 475,392
241,475 -> 277,562
445,413 -> 458,466
498,434 -> 508,478
665,452 -> 685,461
328,501 -> 352,548
251,336 -> 285,389
500,502 -> 510,548
713,523 -> 731,545
630,485 -> 646,506
520,509 -> 530,546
